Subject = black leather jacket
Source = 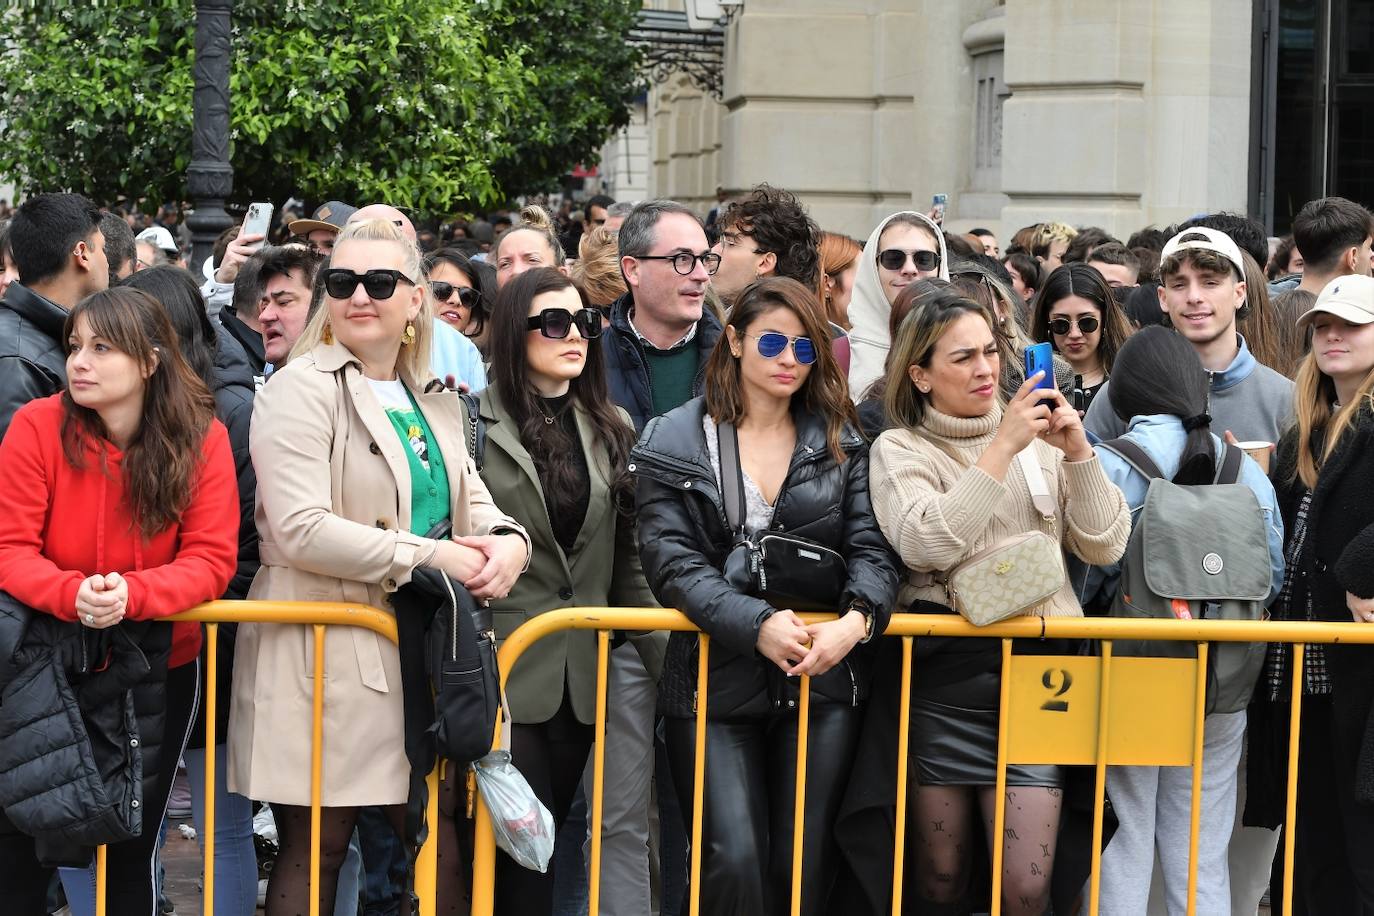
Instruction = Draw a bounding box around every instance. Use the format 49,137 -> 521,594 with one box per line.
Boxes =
0,283 -> 68,441
631,398 -> 899,718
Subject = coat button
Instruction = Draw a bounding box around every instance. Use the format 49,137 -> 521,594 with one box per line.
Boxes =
384,577 -> 398,590
787,700 -> 796,708
684,481 -> 693,489
627,463 -> 636,472
129,738 -> 139,748
131,799 -> 140,809
369,442 -> 382,455
376,519 -> 389,529
429,487 -> 438,497
559,587 -> 574,601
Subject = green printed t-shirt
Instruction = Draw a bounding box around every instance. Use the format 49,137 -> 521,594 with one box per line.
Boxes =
367,378 -> 450,535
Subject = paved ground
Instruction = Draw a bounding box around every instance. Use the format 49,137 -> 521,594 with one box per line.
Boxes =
162,814 -> 210,916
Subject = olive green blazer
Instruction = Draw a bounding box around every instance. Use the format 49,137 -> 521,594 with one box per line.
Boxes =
477,386 -> 664,725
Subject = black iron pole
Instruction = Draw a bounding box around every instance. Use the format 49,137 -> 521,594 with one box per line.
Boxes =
186,0 -> 235,279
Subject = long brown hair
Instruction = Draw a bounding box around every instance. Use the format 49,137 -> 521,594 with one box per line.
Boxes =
703,276 -> 859,463
1029,263 -> 1134,376
61,287 -> 216,539
1290,347 -> 1374,489
1236,250 -> 1287,374
884,290 -> 1003,430
488,268 -> 636,515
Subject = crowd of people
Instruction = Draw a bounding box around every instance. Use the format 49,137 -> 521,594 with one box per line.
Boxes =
0,182 -> 1373,916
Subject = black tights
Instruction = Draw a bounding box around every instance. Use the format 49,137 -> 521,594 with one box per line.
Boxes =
268,803 -> 407,916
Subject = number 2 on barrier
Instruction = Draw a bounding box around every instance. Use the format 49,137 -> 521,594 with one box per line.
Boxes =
1039,668 -> 1072,712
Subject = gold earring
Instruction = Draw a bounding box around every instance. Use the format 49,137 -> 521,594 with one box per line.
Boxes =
401,322 -> 416,346
321,320 -> 334,345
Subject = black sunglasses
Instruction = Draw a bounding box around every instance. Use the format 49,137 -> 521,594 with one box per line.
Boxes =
527,307 -> 604,340
878,248 -> 940,272
1047,316 -> 1101,336
322,268 -> 415,300
430,281 -> 481,309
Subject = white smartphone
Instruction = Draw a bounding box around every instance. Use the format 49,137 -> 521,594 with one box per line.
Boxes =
242,202 -> 273,250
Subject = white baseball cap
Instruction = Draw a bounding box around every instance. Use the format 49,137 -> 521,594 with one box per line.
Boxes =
135,225 -> 179,256
1160,226 -> 1246,279
1297,274 -> 1374,329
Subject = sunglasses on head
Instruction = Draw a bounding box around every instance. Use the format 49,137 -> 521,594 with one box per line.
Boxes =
1047,315 -> 1101,336
322,268 -> 415,300
429,281 -> 481,309
878,248 -> 940,272
527,307 -> 604,340
744,331 -> 817,365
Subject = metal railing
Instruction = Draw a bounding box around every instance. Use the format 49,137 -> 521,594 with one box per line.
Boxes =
468,608 -> 1374,916
91,600 -> 440,916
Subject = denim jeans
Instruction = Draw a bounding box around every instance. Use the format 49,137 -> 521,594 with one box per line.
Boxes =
358,806 -> 406,916
185,744 -> 259,916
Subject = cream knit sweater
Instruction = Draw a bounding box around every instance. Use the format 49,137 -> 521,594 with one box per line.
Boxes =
870,404 -> 1131,616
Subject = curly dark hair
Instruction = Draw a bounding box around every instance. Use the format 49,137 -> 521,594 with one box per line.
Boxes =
719,183 -> 822,293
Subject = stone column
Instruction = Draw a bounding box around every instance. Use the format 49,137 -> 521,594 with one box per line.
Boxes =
186,0 -> 236,278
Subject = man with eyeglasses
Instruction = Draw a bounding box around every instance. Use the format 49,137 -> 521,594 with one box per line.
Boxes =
710,183 -> 822,309
589,199 -> 722,916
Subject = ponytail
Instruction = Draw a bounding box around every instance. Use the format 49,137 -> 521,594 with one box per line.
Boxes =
1109,325 -> 1216,485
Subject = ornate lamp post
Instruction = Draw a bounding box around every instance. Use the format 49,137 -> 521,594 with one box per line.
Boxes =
186,0 -> 236,277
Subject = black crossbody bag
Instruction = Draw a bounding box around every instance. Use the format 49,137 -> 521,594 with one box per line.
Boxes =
716,421 -> 846,612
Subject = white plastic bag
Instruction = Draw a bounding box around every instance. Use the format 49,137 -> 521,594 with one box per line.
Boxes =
472,749 -> 554,872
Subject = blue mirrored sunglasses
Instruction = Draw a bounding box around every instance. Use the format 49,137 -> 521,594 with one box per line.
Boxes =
745,331 -> 817,365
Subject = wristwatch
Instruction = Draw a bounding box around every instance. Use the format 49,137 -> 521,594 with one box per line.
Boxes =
847,600 -> 876,644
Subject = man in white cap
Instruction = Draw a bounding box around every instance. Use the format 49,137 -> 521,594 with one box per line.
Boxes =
1086,225 -> 1294,445
134,225 -> 183,270
287,200 -> 357,255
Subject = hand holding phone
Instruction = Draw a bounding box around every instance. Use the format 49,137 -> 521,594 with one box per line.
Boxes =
241,202 -> 273,252
1023,342 -> 1057,407
930,193 -> 948,226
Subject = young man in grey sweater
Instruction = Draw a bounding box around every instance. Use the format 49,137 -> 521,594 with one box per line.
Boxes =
1086,226 -> 1292,915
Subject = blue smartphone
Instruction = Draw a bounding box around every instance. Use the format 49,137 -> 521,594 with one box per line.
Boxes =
1023,342 -> 1056,406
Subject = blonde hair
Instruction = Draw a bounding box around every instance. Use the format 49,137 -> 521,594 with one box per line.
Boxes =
291,219 -> 434,383
496,204 -> 566,266
1291,350 -> 1374,489
571,226 -> 626,307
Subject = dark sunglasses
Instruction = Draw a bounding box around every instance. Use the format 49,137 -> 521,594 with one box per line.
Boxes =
1047,316 -> 1101,336
429,281 -> 481,309
322,268 -> 415,300
527,307 -> 604,340
744,331 -> 817,365
877,248 -> 940,272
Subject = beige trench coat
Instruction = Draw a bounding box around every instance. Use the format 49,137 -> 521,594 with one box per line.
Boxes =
227,341 -> 527,807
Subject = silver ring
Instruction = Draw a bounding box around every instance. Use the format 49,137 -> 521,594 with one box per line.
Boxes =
86,613 -> 95,625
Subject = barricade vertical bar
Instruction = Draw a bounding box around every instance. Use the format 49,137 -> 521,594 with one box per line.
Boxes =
589,630 -> 610,916
204,622 -> 219,916
891,637 -> 914,916
1185,642 -> 1208,916
415,764 -> 440,916
789,674 -> 812,916
1088,641 -> 1114,916
1282,643 -> 1306,916
689,633 -> 710,916
95,844 -> 107,916
990,638 -> 1014,916
310,624 -> 326,916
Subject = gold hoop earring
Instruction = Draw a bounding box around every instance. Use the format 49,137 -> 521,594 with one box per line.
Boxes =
321,320 -> 334,345
401,323 -> 416,346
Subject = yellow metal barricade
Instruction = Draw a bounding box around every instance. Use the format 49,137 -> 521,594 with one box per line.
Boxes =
468,608 -> 1374,916
89,600 -> 441,916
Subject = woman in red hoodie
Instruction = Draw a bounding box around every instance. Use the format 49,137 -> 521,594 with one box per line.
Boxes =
0,286 -> 238,915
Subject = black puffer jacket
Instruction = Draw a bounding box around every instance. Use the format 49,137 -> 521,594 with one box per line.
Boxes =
631,398 -> 899,718
0,592 -> 171,866
0,283 -> 67,441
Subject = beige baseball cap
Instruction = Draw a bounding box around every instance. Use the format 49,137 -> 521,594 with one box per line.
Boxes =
1297,274 -> 1374,329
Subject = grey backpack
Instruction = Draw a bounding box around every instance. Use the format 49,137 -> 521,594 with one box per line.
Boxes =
1098,439 -> 1270,714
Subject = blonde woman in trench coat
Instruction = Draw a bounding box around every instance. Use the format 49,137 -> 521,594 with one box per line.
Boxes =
228,220 -> 529,915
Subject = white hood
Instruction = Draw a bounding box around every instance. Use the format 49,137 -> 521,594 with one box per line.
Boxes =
846,211 -> 950,400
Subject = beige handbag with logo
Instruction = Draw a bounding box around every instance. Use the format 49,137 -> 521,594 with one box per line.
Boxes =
927,447 -> 1066,626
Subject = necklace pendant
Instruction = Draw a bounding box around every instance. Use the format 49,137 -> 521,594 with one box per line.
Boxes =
544,415 -> 554,425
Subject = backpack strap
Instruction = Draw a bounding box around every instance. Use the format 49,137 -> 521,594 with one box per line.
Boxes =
1098,438 -> 1165,481
1214,442 -> 1244,485
457,392 -> 486,472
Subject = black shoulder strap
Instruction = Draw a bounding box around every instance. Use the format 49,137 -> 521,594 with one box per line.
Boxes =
1098,438 -> 1165,481
457,392 -> 485,472
716,420 -> 746,534
1215,442 -> 1244,485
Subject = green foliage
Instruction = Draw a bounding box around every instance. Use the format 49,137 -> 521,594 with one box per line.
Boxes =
0,0 -> 644,211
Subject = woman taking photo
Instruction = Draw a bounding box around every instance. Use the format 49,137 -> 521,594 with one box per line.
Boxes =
1029,263 -> 1134,412
0,287 -> 239,915
1078,326 -> 1282,914
1251,275 -> 1374,911
227,219 -> 530,915
633,276 -> 899,915
868,290 -> 1130,916
476,267 -> 658,913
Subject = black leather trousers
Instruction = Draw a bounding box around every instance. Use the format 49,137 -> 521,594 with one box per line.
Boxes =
664,702 -> 861,916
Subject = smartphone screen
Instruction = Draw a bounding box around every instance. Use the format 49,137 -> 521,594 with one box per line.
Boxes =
931,193 -> 948,225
